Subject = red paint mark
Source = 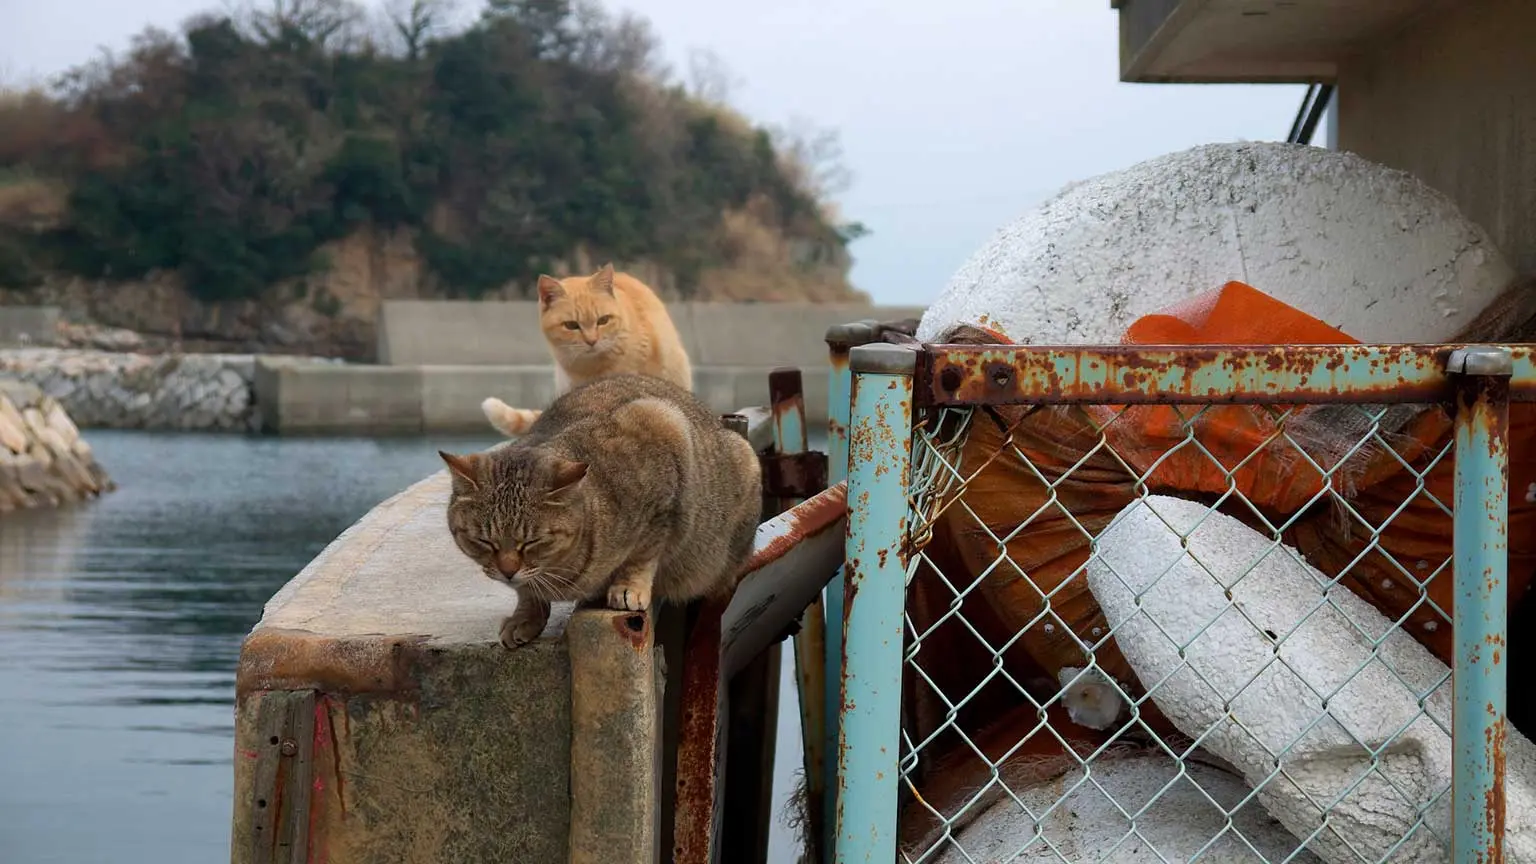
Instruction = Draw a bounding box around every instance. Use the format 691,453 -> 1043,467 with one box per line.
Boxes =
242,749 -> 260,760
323,696 -> 347,819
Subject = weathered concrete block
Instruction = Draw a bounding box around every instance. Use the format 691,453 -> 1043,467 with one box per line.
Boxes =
0,306 -> 59,347
419,365 -> 554,432
233,469 -> 575,864
253,360 -> 422,434
684,303 -> 924,368
378,301 -> 551,366
567,609 -> 664,864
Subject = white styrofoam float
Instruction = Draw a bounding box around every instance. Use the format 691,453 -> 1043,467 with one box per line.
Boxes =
936,753 -> 1322,863
916,142 -> 1514,346
1085,496 -> 1536,863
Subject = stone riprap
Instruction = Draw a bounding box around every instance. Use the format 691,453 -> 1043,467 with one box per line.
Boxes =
0,378 -> 114,513
0,349 -> 328,431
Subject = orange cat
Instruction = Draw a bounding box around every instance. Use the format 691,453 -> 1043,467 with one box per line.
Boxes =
482,264 -> 692,436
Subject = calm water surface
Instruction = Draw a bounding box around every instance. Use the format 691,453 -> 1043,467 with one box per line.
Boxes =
0,430 -> 813,863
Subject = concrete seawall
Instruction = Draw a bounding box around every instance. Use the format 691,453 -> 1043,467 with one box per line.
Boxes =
0,348 -> 338,432
258,302 -> 923,433
0,303 -> 923,433
253,360 -> 840,433
377,300 -> 924,368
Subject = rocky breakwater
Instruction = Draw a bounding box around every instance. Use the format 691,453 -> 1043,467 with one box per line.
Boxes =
0,378 -> 114,513
0,348 -> 257,431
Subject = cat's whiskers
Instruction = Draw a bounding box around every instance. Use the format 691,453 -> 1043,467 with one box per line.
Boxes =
531,565 -> 582,585
525,567 -> 579,598
521,573 -> 550,603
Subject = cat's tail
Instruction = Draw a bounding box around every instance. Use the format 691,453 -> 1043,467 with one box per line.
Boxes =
481,397 -> 541,437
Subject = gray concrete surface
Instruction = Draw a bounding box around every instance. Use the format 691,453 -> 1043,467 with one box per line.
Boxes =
234,469 -> 579,863
1337,0 -> 1536,276
377,301 -> 924,367
259,302 -> 871,433
253,360 -> 775,433
0,307 -> 58,347
1113,0 -> 1437,82
255,361 -> 835,433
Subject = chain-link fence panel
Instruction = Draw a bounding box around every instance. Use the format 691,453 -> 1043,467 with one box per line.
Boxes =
835,344 -> 1535,864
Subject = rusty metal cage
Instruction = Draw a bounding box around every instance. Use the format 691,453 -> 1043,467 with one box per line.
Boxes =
831,341 -> 1534,863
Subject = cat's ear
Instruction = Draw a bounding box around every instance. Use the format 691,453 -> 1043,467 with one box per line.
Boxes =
547,458 -> 588,499
536,275 -> 564,309
591,264 -> 616,296
439,450 -> 481,489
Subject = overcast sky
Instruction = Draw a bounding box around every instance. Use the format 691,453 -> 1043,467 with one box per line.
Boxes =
2,0 -> 1312,305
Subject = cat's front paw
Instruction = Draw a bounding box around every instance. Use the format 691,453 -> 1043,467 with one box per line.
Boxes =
500,608 -> 549,649
500,592 -> 550,650
607,582 -> 651,612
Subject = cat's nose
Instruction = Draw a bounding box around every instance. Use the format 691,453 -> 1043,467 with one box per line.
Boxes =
495,549 -> 522,577
581,332 -> 598,346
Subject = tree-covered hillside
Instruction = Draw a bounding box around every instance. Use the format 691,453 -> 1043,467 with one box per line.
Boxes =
0,0 -> 865,305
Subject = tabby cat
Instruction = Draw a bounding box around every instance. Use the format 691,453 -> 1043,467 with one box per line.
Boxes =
482,264 -> 692,436
443,373 -> 760,648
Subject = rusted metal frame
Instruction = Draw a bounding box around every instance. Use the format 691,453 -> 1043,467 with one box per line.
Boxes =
720,642 -> 782,864
821,321 -> 876,858
1450,346 -> 1512,864
761,451 -> 830,499
836,343 -> 916,863
671,595 -> 730,864
673,415 -> 758,864
916,343 -> 1536,406
771,368 -> 830,863
241,689 -> 317,864
674,410 -> 854,863
719,396 -> 794,864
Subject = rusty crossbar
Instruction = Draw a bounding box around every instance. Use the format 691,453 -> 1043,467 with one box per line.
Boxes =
917,343 -> 1536,406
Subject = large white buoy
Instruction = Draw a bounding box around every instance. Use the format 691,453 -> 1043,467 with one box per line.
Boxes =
1087,496 -> 1536,863
936,753 -> 1322,863
917,142 -> 1514,344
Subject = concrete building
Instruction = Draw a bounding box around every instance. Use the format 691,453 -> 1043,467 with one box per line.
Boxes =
1112,0 -> 1536,276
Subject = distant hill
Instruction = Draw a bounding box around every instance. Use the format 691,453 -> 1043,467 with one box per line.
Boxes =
0,0 -> 869,358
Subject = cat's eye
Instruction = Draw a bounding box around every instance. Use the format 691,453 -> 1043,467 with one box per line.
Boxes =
563,321 -> 581,330
596,315 -> 613,326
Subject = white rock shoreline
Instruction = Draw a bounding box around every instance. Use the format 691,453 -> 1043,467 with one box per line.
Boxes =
0,348 -> 335,432
0,378 -> 114,512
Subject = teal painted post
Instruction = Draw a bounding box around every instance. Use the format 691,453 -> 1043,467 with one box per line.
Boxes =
822,322 -> 870,855
1449,346 -> 1512,864
836,342 -> 914,863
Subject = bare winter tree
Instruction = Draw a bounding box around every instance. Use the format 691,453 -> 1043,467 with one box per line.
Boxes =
771,116 -> 854,200
382,0 -> 458,59
685,48 -> 741,105
568,0 -> 665,79
233,0 -> 368,51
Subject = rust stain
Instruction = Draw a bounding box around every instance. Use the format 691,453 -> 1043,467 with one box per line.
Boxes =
672,596 -> 728,864
1485,712 -> 1508,857
739,483 -> 847,577
919,343 -> 1536,407
236,629 -> 430,699
610,611 -> 651,651
769,367 -> 806,414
